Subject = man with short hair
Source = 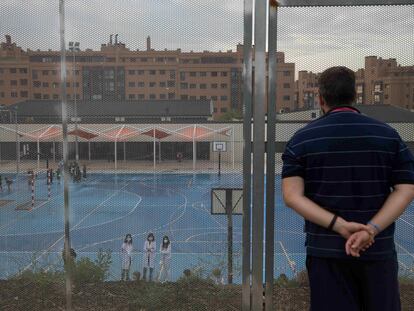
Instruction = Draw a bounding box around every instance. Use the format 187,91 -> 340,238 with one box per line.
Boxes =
282,66 -> 414,310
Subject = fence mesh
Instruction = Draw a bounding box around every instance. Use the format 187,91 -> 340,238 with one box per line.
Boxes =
0,1 -> 413,310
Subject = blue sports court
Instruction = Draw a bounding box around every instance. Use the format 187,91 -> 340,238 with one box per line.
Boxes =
0,172 -> 413,282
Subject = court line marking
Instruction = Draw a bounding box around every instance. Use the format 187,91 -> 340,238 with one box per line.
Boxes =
185,231 -> 242,242
75,185 -> 188,252
395,241 -> 414,261
278,241 -> 297,274
21,181 -> 133,272
398,217 -> 414,228
0,182 -> 68,232
0,173 -> 106,231
0,189 -> 142,237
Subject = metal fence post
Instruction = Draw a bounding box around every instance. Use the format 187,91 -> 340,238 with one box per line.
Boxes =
242,0 -> 253,309
59,1 -> 73,310
251,0 -> 267,309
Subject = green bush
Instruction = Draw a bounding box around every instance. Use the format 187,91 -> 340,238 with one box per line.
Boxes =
73,249 -> 112,284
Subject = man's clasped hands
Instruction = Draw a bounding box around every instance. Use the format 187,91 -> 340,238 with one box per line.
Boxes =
334,218 -> 377,257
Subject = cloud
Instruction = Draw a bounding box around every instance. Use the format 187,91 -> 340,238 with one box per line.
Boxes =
0,1 -> 412,74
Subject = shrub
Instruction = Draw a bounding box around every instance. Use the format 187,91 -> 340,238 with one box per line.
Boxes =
73,249 -> 112,284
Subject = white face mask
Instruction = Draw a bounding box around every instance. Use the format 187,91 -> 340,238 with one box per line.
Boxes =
126,238 -> 131,242
164,239 -> 168,243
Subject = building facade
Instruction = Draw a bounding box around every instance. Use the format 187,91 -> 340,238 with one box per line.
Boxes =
295,56 -> 414,111
0,35 -> 296,119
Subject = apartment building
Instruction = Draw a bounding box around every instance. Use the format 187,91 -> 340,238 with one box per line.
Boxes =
0,35 -> 296,119
296,56 -> 414,111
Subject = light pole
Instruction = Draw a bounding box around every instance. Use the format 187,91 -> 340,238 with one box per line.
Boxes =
69,41 -> 80,162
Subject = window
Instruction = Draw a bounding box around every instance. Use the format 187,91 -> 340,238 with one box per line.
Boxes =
75,82 -> 79,87
220,95 -> 228,101
189,72 -> 196,77
220,83 -> 227,89
189,96 -> 196,100
159,81 -> 166,88
357,85 -> 363,93
167,80 -> 175,87
19,68 -> 28,74
190,83 -> 196,89
283,71 -> 291,76
211,96 -> 218,100
167,57 -> 176,62
10,80 -> 17,86
180,83 -> 188,89
10,68 -> 17,73
137,70 -> 144,75
220,107 -> 227,113
149,70 -> 156,75
159,70 -> 166,75
32,70 -> 38,79
160,94 -> 166,99
52,70 -> 57,75
0,68 -> 4,74
0,80 -> 3,86
181,95 -> 188,100
0,92 -> 4,98
42,70 -> 48,75
149,82 -> 156,87
115,117 -> 125,122
138,94 -> 145,99
11,92 -> 18,98
211,72 -> 218,77
42,82 -> 49,87
156,57 -> 164,62
20,91 -> 28,98
200,83 -> 207,89
200,96 -> 207,100
168,92 -> 175,99
141,57 -> 147,62
200,72 -> 207,77
283,83 -> 290,88
53,94 -> 59,99
170,70 -> 176,79
128,82 -> 136,87
33,81 -> 41,87
34,93 -> 41,99
137,82 -> 145,87
374,84 -> 382,92
129,94 -> 136,99
52,82 -> 59,88
211,83 -> 218,89
221,71 -> 228,77
213,107 -> 218,113
66,82 -> 70,87
43,94 -> 50,99
180,72 -> 186,80
20,79 -> 28,86
130,58 -> 136,62
283,95 -> 290,101
128,70 -> 135,75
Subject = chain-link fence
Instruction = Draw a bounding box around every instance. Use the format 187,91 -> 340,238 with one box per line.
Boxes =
0,1 -> 413,310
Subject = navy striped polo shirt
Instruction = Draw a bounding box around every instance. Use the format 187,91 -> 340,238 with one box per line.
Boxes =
281,106 -> 414,260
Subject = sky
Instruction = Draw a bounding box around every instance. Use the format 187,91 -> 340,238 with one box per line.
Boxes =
0,0 -> 413,76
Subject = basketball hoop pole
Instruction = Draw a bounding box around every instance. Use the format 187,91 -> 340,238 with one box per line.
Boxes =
218,151 -> 221,177
225,188 -> 233,284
